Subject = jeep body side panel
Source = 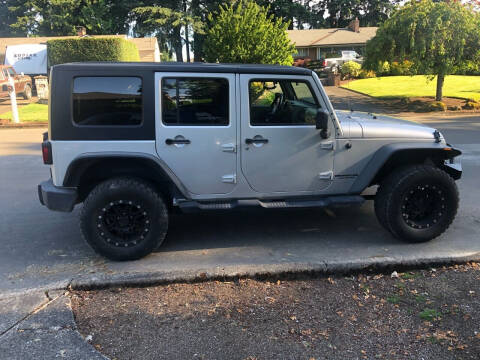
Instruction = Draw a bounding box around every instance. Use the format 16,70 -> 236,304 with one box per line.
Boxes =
50,141 -> 157,186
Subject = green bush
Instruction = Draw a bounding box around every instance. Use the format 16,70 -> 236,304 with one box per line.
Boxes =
429,101 -> 447,112
341,61 -> 361,79
47,38 -> 140,66
377,61 -> 391,76
357,69 -> 376,79
390,60 -> 414,76
463,99 -> 480,110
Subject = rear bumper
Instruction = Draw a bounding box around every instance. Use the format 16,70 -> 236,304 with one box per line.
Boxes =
38,179 -> 77,212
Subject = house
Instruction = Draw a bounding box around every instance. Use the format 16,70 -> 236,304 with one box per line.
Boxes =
0,32 -> 161,65
287,19 -> 377,60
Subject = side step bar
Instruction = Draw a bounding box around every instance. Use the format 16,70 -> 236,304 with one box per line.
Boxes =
175,195 -> 365,212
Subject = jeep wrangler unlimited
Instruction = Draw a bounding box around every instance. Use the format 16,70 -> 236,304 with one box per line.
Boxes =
38,62 -> 462,261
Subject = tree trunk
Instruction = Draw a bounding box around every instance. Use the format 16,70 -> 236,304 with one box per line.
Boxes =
173,27 -> 183,62
436,74 -> 445,101
185,25 -> 191,62
183,0 -> 191,63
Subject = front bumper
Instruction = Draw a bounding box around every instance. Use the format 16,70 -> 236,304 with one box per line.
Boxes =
442,145 -> 462,180
38,179 -> 77,212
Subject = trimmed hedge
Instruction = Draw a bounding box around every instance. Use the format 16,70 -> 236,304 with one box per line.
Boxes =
47,38 -> 140,66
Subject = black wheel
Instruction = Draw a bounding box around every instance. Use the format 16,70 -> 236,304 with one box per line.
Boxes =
22,85 -> 32,100
80,178 -> 168,261
374,165 -> 459,242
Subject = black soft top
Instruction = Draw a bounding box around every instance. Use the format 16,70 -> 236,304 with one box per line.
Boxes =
53,62 -> 312,76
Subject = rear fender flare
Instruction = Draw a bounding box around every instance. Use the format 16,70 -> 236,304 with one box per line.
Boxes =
63,152 -> 190,199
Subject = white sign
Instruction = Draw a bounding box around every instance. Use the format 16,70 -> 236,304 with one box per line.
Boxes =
4,44 -> 47,75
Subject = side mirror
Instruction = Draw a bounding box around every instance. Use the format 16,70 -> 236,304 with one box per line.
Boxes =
316,110 -> 330,139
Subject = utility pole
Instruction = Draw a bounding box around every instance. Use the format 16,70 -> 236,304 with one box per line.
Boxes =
7,73 -> 19,124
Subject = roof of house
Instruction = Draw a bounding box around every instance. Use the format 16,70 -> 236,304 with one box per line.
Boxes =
53,62 -> 313,76
287,27 -> 378,47
0,35 -> 158,62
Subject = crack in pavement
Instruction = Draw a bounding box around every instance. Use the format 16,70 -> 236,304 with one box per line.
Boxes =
0,293 -> 52,338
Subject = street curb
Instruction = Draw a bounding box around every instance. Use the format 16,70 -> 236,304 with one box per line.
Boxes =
0,123 -> 47,129
69,253 -> 480,291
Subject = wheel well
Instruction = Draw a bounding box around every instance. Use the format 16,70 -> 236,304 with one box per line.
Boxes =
370,149 -> 448,186
64,157 -> 183,204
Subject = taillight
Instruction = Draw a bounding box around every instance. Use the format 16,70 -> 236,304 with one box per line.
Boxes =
42,141 -> 52,164
322,59 -> 327,67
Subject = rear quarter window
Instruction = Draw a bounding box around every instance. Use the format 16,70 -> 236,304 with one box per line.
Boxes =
72,77 -> 142,126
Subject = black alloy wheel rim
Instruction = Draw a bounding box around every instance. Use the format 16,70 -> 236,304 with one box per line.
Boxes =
96,200 -> 150,247
401,183 -> 447,229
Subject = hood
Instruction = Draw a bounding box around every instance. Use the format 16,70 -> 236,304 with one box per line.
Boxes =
335,110 -> 440,140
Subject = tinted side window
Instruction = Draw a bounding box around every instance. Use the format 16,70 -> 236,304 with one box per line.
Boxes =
162,78 -> 229,126
249,79 -> 319,126
73,77 -> 142,126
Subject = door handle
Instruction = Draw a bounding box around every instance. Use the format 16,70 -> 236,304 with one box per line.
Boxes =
165,138 -> 191,145
245,138 -> 268,144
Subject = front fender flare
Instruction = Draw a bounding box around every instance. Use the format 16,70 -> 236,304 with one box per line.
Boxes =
349,142 -> 462,194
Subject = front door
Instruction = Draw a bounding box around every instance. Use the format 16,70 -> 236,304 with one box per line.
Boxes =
155,72 -> 237,195
240,74 -> 334,194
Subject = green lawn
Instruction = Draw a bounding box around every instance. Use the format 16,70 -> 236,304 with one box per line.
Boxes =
1,103 -> 48,122
342,75 -> 480,101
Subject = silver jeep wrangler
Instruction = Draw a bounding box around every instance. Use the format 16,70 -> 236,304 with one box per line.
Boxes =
38,63 -> 462,260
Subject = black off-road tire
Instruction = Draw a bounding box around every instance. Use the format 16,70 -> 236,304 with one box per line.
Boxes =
22,85 -> 32,100
80,178 -> 168,261
374,165 -> 459,242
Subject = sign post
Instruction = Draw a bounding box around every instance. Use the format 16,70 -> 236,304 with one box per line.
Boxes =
7,74 -> 20,124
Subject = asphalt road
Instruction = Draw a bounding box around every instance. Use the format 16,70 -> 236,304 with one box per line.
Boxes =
0,110 -> 480,296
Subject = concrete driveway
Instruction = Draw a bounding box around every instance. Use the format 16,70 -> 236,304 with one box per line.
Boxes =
0,121 -> 479,296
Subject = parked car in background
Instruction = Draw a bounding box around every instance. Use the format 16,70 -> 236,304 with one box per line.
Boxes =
293,57 -> 327,72
324,50 -> 363,71
0,65 -> 33,100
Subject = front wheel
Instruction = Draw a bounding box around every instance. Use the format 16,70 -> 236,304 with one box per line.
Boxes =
80,178 -> 169,261
374,165 -> 459,242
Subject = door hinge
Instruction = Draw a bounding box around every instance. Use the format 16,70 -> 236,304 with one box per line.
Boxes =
318,171 -> 334,180
221,143 -> 236,153
222,174 -> 237,183
321,141 -> 335,150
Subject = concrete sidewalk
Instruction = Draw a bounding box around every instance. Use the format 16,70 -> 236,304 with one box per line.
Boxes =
0,291 -> 106,359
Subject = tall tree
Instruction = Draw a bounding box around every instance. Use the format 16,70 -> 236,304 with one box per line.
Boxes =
203,0 -> 296,65
131,2 -> 204,62
364,0 -> 480,101
7,0 -> 135,36
190,0 -> 226,61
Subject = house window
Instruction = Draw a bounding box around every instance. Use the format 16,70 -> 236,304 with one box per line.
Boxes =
296,48 -> 308,57
316,48 -> 322,60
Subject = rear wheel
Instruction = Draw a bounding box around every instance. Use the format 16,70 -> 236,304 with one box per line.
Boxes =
22,85 -> 32,100
80,178 -> 168,261
375,165 -> 459,242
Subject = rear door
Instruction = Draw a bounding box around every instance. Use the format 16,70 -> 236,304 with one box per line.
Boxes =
155,72 -> 237,196
240,74 -> 335,194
